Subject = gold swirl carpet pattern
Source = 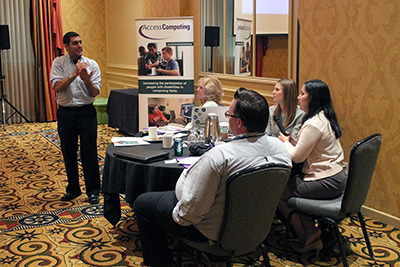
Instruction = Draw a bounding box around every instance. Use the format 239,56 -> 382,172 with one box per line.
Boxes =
0,122 -> 400,266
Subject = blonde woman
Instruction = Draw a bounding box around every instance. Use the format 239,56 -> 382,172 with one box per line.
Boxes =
196,75 -> 223,107
185,76 -> 224,129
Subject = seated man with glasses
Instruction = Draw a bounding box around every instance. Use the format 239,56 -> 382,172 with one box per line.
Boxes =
133,87 -> 292,267
225,110 -> 238,118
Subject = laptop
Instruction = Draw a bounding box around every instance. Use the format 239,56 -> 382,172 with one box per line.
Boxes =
153,120 -> 167,127
113,146 -> 170,163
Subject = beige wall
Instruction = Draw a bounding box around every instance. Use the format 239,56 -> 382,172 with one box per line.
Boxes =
107,0 -> 141,66
61,0 -> 108,97
298,1 -> 400,218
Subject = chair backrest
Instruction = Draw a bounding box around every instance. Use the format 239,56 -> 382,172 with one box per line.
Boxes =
176,59 -> 184,76
170,110 -> 176,121
341,133 -> 382,215
219,163 -> 291,255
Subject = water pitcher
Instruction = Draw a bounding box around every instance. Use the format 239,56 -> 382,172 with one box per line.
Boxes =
204,113 -> 221,145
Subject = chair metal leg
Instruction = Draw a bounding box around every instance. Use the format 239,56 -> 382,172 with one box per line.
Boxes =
177,240 -> 183,267
193,249 -> 199,267
323,217 -> 349,267
259,242 -> 271,267
358,211 -> 375,259
226,256 -> 231,267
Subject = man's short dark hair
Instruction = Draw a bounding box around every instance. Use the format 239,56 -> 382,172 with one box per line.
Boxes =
233,87 -> 269,133
63,31 -> 79,45
147,43 -> 157,49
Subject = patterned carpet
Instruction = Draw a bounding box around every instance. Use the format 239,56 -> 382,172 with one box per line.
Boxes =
0,122 -> 400,266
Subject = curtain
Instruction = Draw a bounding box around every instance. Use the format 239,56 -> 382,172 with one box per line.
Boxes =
31,0 -> 63,122
0,1 -> 35,124
256,35 -> 268,77
201,0 -> 225,74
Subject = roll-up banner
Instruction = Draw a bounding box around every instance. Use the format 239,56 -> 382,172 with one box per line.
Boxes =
234,18 -> 252,76
136,17 -> 194,131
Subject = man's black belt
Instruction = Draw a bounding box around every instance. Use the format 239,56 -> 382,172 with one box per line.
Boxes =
59,103 -> 93,110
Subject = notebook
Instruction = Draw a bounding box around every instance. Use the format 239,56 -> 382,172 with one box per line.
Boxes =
113,146 -> 170,163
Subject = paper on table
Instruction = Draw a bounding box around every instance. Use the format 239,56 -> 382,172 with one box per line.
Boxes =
176,156 -> 200,167
111,137 -> 150,146
174,132 -> 188,138
158,124 -> 186,134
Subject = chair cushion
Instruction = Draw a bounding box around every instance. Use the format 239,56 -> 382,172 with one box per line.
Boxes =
287,194 -> 346,220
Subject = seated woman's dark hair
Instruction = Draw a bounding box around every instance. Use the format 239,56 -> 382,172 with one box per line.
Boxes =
233,87 -> 269,133
303,79 -> 342,138
148,106 -> 155,114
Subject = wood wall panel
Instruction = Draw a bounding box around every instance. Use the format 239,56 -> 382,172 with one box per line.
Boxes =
61,0 -> 108,96
263,35 -> 288,78
299,0 -> 400,218
107,64 -> 138,90
142,0 -> 180,17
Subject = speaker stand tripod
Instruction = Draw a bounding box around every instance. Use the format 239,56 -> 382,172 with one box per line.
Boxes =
208,46 -> 215,72
1,51 -> 30,131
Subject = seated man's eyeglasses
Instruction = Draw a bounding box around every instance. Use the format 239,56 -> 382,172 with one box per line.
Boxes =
224,111 -> 238,118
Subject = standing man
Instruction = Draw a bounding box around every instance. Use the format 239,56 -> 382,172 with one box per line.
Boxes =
157,46 -> 180,76
133,87 -> 292,266
50,31 -> 101,205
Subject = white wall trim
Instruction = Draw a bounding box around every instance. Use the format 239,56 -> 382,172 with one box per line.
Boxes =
361,205 -> 400,228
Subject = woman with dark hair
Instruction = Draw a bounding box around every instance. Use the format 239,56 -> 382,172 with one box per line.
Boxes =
278,79 -> 345,256
266,78 -> 304,138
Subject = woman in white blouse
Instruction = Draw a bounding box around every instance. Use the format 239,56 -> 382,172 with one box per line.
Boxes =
278,79 -> 346,256
266,78 -> 304,138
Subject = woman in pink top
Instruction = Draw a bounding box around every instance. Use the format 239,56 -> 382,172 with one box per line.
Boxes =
278,79 -> 346,256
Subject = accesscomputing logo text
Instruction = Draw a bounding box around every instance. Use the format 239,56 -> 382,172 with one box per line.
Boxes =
142,23 -> 191,31
139,23 -> 191,40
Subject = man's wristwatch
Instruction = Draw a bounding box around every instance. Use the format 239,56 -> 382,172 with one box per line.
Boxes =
68,74 -> 75,81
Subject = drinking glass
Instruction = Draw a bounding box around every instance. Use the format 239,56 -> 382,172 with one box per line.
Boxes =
186,127 -> 198,146
197,128 -> 205,144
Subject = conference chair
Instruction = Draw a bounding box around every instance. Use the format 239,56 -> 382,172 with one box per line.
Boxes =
283,133 -> 382,267
169,110 -> 176,123
177,163 -> 291,267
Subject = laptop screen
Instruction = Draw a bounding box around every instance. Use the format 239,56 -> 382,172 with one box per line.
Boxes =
180,103 -> 194,119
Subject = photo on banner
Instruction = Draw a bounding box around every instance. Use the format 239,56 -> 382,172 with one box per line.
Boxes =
147,95 -> 194,127
234,18 -> 252,76
136,17 -> 194,131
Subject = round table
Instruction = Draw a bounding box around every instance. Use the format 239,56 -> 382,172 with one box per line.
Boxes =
102,142 -> 190,225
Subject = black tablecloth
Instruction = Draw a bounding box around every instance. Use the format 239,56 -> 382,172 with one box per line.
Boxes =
102,143 -> 190,225
106,88 -> 139,135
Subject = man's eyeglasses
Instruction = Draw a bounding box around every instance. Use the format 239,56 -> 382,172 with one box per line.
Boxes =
224,111 -> 238,118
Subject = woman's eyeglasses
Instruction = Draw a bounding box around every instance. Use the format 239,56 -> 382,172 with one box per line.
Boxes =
224,111 -> 238,118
